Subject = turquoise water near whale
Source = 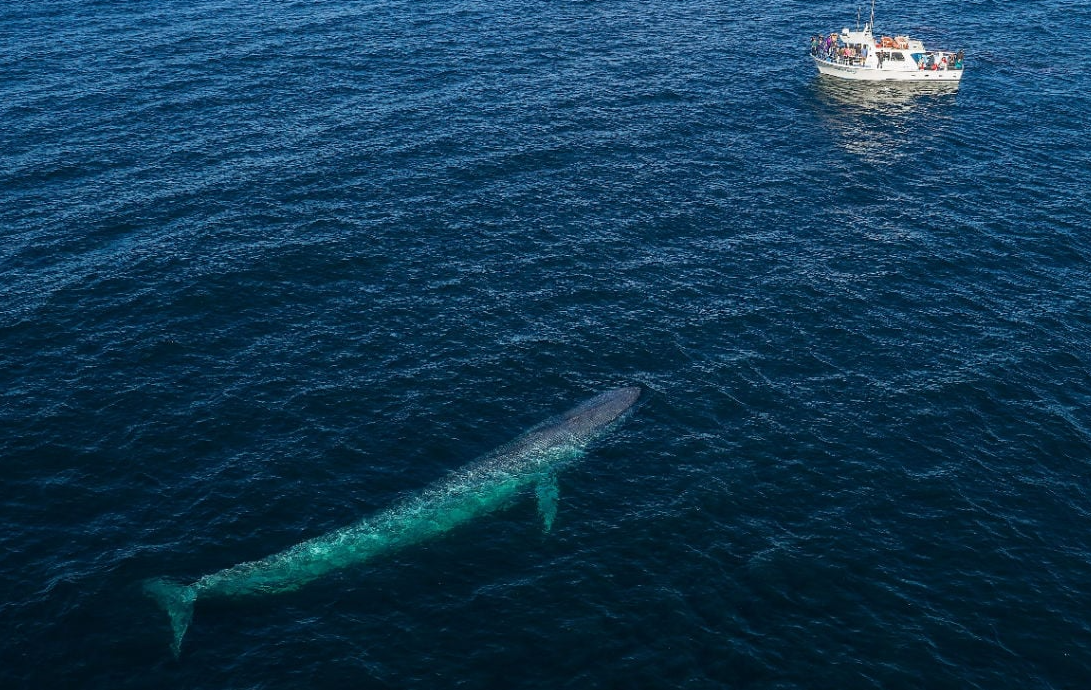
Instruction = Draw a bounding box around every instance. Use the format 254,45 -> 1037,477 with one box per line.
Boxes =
2,0 -> 1090,687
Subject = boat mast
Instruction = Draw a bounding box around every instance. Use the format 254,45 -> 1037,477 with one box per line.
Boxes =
869,0 -> 876,31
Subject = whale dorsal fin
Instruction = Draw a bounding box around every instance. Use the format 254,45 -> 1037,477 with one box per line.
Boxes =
536,472 -> 560,532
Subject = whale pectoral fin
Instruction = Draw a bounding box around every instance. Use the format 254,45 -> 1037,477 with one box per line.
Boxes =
536,473 -> 560,532
144,578 -> 197,658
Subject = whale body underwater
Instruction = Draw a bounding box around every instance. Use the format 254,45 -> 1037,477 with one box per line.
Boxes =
145,386 -> 641,656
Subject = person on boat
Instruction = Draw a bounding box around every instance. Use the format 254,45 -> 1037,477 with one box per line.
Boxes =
939,55 -> 948,70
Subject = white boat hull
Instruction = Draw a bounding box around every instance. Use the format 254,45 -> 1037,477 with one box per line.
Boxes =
813,56 -> 963,83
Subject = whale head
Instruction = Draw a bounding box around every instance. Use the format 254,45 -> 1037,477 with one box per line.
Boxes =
561,386 -> 641,438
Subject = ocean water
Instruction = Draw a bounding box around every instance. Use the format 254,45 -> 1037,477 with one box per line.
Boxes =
3,0 -> 1090,687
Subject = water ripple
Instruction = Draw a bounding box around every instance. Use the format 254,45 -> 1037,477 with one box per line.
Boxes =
3,0 -> 1091,687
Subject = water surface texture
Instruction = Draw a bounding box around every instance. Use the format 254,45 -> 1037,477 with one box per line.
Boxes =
3,0 -> 1090,687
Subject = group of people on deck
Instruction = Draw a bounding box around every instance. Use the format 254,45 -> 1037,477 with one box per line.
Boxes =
918,49 -> 965,70
810,34 -> 964,70
810,34 -> 851,61
809,34 -> 870,65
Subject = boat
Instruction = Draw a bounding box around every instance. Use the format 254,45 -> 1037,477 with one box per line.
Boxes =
809,2 -> 964,82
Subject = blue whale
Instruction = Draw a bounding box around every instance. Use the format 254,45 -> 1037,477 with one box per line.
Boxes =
145,386 -> 641,656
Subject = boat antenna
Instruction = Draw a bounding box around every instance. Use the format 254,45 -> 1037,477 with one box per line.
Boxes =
869,0 -> 875,31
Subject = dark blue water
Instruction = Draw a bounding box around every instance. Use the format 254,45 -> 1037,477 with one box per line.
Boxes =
3,0 -> 1091,686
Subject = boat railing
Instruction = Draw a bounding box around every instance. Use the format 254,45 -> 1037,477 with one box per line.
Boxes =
826,55 -> 868,67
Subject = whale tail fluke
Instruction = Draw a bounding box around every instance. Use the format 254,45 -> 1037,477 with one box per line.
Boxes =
144,578 -> 197,657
